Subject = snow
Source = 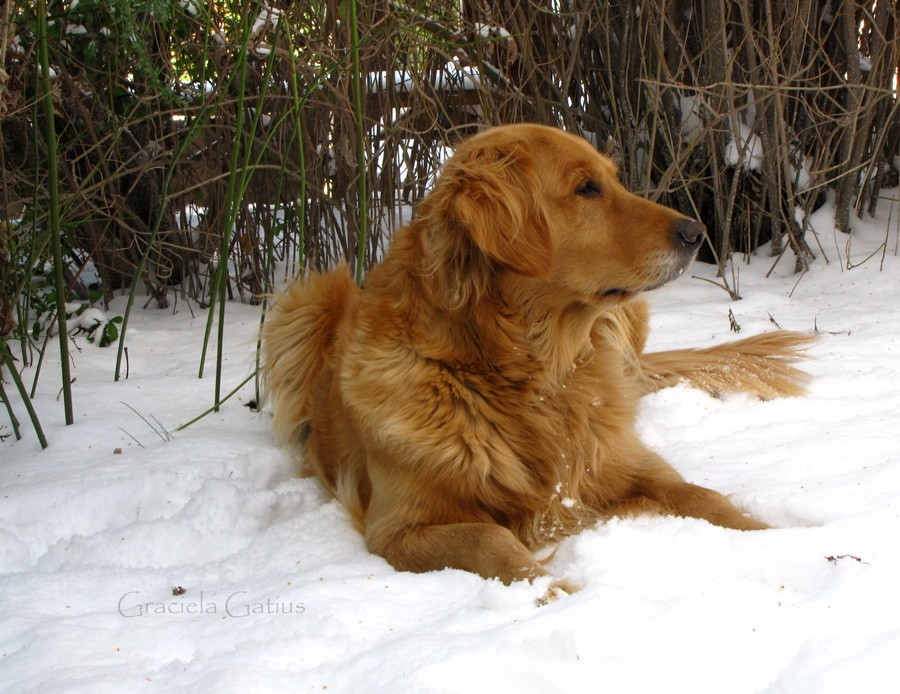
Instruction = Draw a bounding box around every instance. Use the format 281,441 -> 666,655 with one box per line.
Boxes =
366,62 -> 481,95
178,0 -> 199,17
678,93 -> 703,142
725,122 -> 763,171
251,4 -> 281,38
475,23 -> 513,40
2,190 -> 900,692
75,307 -> 108,333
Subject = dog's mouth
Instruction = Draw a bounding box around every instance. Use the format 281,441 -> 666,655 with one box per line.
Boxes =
596,256 -> 694,299
598,288 -> 633,298
597,285 -> 662,300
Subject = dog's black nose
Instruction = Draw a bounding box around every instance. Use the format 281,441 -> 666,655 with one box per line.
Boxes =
673,219 -> 705,250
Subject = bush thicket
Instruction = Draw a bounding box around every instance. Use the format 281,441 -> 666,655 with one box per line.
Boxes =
0,0 -> 897,436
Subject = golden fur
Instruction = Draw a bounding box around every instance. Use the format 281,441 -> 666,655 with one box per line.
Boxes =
262,124 -> 812,594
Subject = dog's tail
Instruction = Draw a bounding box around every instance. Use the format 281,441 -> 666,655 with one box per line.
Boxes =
637,332 -> 816,399
261,268 -> 357,451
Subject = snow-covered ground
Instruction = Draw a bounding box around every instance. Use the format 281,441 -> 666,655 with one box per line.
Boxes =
2,191 -> 899,693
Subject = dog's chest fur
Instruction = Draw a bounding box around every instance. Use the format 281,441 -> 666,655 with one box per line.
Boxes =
342,290 -> 639,544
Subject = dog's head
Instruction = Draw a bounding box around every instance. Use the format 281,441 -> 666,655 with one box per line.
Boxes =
416,124 -> 703,308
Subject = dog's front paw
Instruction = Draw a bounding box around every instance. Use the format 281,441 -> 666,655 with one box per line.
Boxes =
536,577 -> 580,605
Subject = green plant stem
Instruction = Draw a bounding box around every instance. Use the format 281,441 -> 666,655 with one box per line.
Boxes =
203,5 -> 283,414
113,107 -> 221,382
175,369 -> 257,432
256,25 -> 313,404
37,0 -> 73,426
1,340 -> 47,448
29,332 -> 49,398
0,374 -> 22,441
111,1 -> 251,385
197,14 -> 249,380
348,0 -> 368,286
198,4 -> 256,390
287,33 -> 308,279
113,90 -> 235,381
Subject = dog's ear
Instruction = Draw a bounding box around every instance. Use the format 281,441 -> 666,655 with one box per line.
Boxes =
441,138 -> 554,279
416,135 -> 555,308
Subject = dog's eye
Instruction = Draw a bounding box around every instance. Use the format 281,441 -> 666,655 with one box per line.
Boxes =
575,180 -> 602,198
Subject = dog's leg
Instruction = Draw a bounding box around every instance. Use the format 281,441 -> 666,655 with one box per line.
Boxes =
606,453 -> 768,531
367,521 -> 578,595
368,521 -> 545,582
636,478 -> 769,530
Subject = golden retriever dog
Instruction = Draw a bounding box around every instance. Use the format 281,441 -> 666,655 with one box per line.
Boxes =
262,124 -> 812,595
